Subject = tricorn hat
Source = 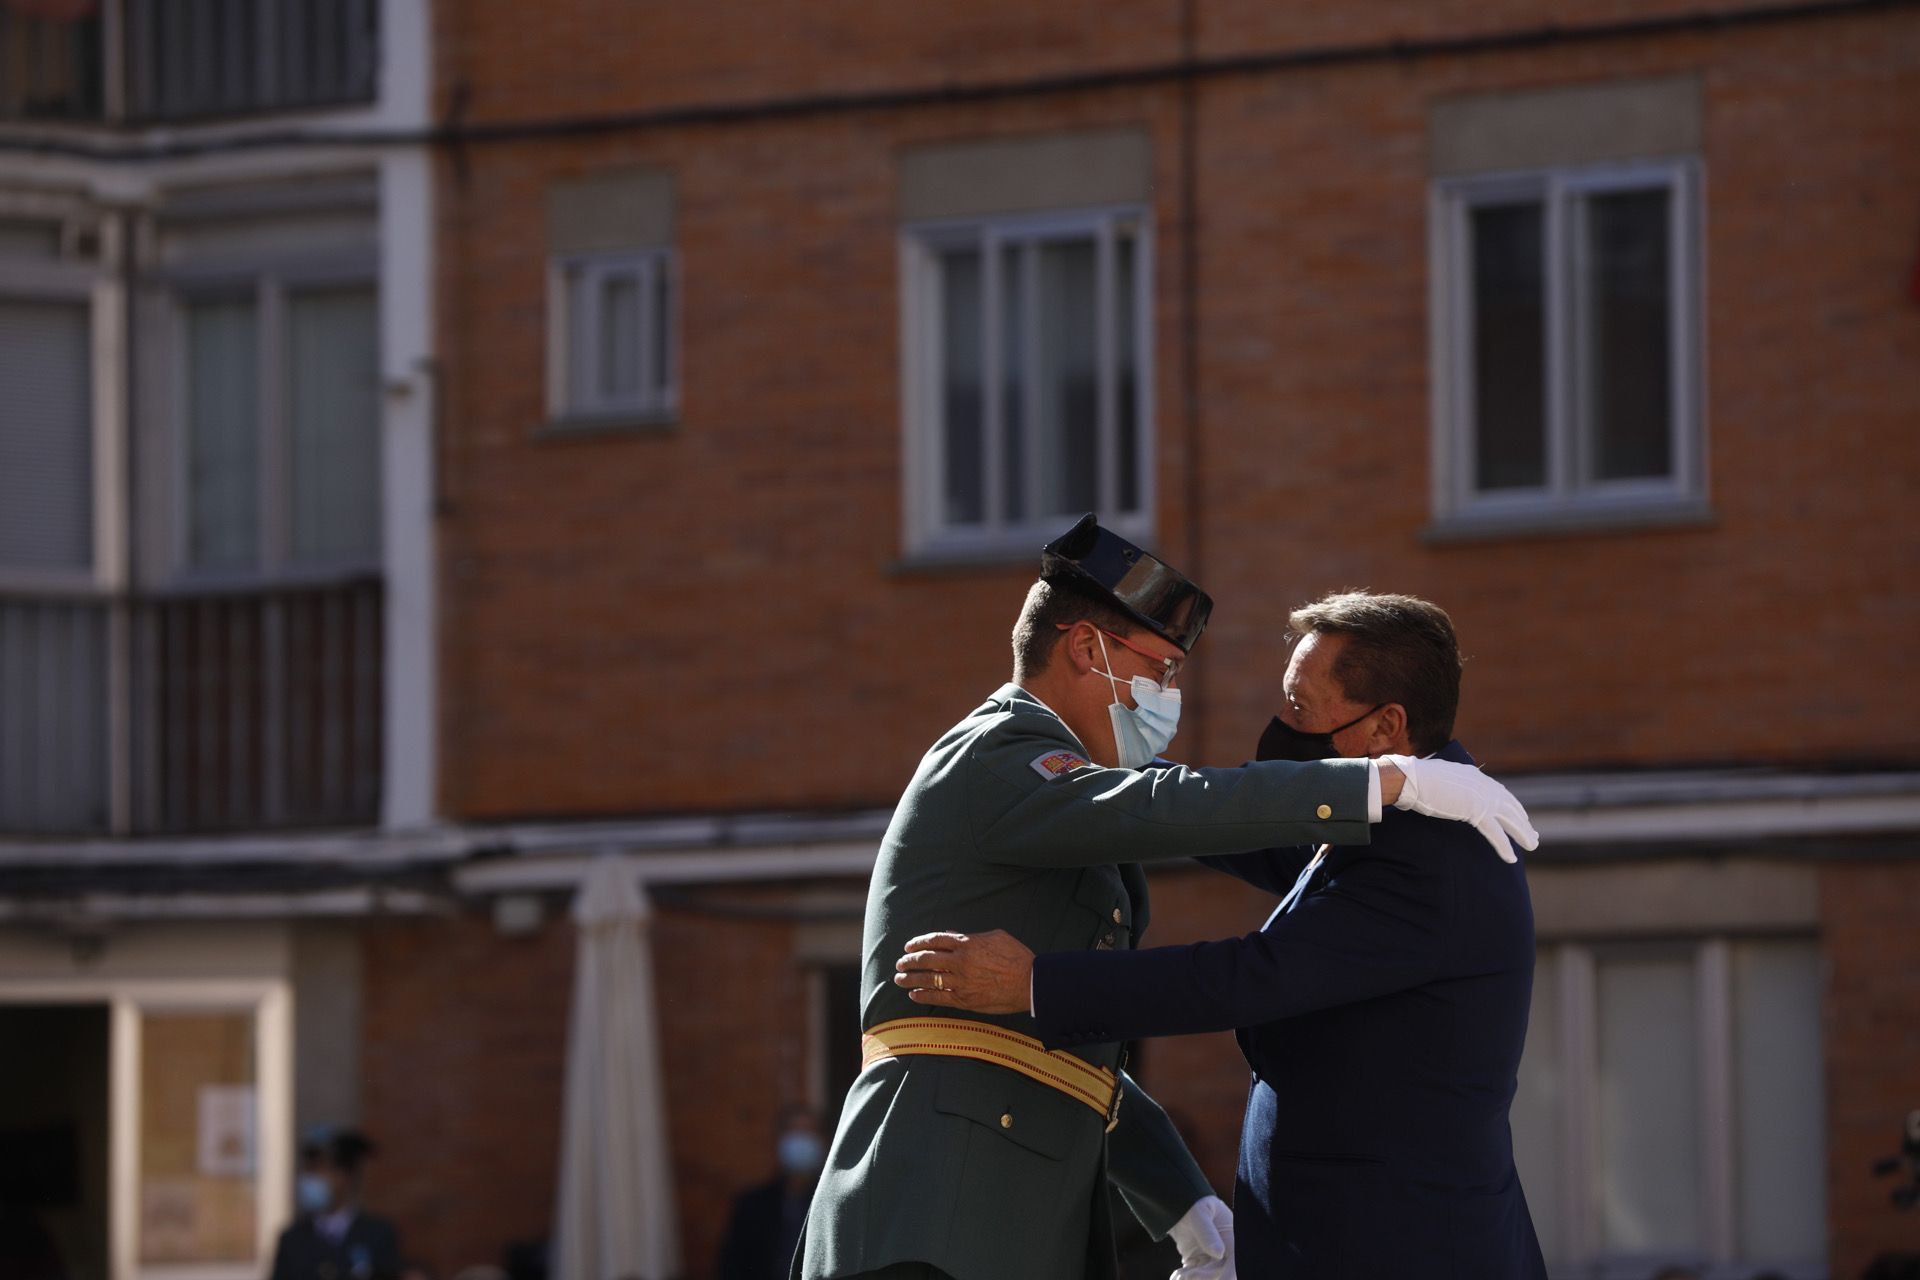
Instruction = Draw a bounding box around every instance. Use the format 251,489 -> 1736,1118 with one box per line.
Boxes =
1040,514 -> 1213,654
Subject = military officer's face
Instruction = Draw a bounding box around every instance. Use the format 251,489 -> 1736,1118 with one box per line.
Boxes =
1094,625 -> 1185,704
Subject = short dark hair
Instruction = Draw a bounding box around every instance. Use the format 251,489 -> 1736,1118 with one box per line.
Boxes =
1011,578 -> 1141,680
324,1129 -> 376,1176
1286,591 -> 1462,756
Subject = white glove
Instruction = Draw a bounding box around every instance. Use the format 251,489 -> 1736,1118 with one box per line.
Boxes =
1167,1193 -> 1236,1280
1379,754 -> 1538,864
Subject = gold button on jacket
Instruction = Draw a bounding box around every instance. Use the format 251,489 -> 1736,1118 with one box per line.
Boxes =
1316,803 -> 1333,819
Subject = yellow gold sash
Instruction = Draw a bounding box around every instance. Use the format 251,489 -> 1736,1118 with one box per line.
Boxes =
862,1016 -> 1120,1127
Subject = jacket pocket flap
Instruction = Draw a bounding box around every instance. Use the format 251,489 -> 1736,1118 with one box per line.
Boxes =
931,1058 -> 1082,1161
1072,866 -> 1132,934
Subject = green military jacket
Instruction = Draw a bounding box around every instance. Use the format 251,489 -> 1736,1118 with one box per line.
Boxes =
796,684 -> 1372,1280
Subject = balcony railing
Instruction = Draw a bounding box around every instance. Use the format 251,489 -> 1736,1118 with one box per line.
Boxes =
0,0 -> 376,125
0,577 -> 382,837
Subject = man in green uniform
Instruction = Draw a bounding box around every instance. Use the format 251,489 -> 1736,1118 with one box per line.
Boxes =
794,515 -> 1536,1280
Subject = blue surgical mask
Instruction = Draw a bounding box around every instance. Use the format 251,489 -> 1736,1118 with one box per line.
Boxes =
1095,633 -> 1182,768
297,1173 -> 332,1214
777,1131 -> 825,1176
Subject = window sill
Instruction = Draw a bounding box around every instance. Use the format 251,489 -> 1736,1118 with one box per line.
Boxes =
1421,496 -> 1715,545
536,412 -> 678,440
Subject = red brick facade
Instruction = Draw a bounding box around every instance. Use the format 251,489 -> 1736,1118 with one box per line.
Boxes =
1821,860 -> 1920,1280
360,913 -> 573,1270
361,901 -> 818,1276
434,6 -> 1920,826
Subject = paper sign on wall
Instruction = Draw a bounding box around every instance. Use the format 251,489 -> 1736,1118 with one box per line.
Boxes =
197,1085 -> 256,1177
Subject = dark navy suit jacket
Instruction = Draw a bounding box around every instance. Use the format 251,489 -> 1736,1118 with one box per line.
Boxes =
1031,742 -> 1547,1280
267,1210 -> 401,1280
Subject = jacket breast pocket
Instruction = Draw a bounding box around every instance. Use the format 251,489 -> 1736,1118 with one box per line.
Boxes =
931,1058 -> 1082,1162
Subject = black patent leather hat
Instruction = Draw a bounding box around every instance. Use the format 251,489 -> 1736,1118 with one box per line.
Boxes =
1039,513 -> 1214,653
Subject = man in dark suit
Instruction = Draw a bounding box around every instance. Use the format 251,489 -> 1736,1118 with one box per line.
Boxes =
269,1128 -> 402,1280
896,591 -> 1548,1280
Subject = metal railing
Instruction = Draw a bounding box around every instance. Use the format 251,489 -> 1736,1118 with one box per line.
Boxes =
0,5 -> 104,121
0,577 -> 382,837
0,0 -> 377,125
125,0 -> 377,122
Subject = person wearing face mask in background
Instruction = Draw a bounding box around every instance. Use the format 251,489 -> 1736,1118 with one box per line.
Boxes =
719,1106 -> 829,1280
269,1128 -> 402,1280
793,517 -> 1539,1280
895,592 -> 1547,1280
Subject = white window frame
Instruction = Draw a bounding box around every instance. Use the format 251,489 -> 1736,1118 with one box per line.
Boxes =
1526,935 -> 1826,1280
162,259 -> 380,589
0,206 -> 129,597
1430,158 -> 1704,530
0,976 -> 293,1280
899,205 -> 1153,559
546,246 -> 678,426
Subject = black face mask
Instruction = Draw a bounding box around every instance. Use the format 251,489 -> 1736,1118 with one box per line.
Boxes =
1256,706 -> 1382,762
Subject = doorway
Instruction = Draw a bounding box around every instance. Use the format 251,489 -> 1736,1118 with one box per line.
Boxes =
0,1003 -> 111,1280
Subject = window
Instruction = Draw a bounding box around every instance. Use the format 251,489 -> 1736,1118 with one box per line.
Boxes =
0,215 -> 112,835
551,249 -> 676,424
0,295 -> 93,576
1433,160 -> 1701,528
903,208 -> 1150,556
1512,937 -> 1826,1279
175,278 -> 380,579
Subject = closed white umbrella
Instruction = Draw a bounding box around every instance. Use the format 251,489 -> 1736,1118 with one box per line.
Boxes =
553,855 -> 681,1280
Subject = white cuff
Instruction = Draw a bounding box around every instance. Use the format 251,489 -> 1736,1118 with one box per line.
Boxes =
1365,761 -> 1383,823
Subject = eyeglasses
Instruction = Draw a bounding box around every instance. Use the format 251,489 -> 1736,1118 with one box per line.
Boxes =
1058,623 -> 1183,690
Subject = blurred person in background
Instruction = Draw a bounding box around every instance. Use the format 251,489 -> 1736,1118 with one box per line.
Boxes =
718,1105 -> 827,1280
269,1127 -> 402,1280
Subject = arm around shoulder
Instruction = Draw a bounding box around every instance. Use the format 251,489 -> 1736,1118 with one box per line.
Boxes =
968,730 -> 1374,869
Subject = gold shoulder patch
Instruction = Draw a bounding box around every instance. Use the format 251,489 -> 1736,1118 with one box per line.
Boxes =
1029,749 -> 1091,780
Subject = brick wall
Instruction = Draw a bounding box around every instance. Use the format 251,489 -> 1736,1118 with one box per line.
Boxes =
434,7 -> 1920,823
359,899 -> 811,1278
433,0 -> 1883,125
359,911 -> 574,1273
1187,15 -> 1920,775
1821,858 -> 1920,1280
